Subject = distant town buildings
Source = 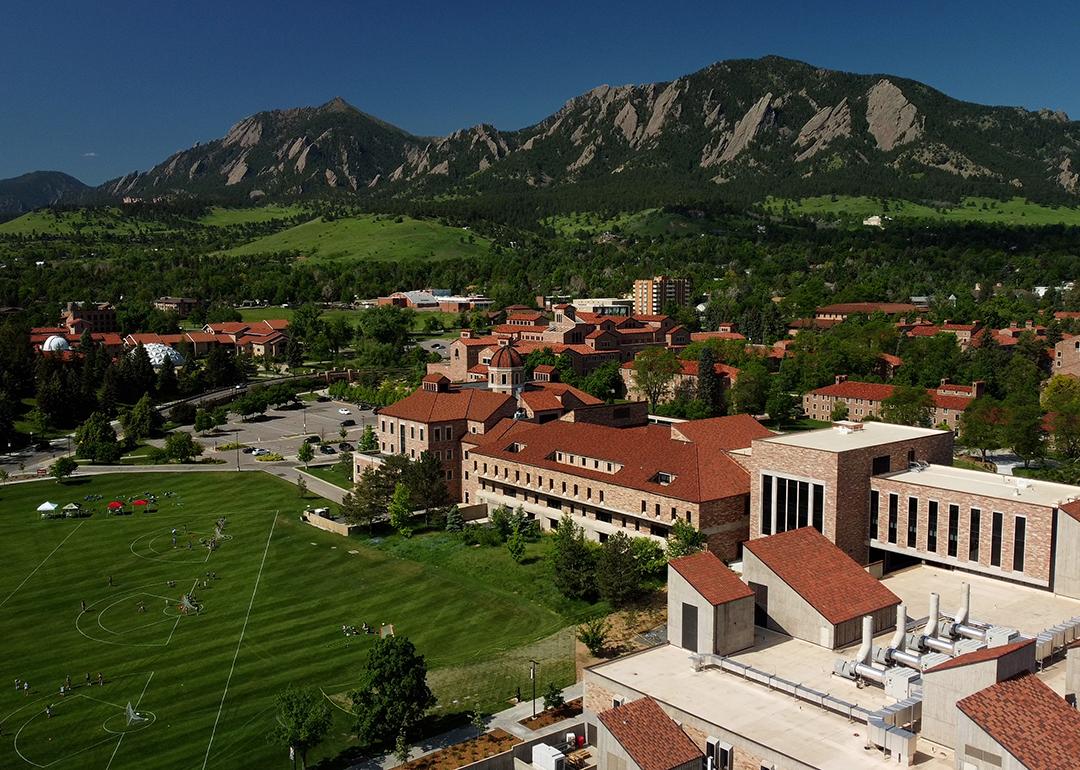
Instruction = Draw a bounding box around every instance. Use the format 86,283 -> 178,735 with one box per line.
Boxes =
376,288 -> 493,313
632,275 -> 692,315
60,301 -> 117,334
153,296 -> 200,317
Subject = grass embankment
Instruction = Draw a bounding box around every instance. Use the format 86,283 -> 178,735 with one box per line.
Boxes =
220,214 -> 491,262
762,195 -> 1080,226
0,472 -> 571,768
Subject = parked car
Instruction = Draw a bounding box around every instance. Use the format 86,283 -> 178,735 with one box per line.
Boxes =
241,447 -> 255,454
319,445 -> 336,455
252,448 -> 270,456
337,407 -> 351,415
338,442 -> 354,451
304,435 -> 320,444
340,419 -> 355,427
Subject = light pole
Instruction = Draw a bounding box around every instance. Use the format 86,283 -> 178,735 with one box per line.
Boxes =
529,659 -> 538,718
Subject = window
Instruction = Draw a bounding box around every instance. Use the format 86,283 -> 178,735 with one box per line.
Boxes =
599,491 -> 604,503
969,509 -> 981,562
1013,516 -> 1026,572
410,426 -> 415,439
812,483 -> 824,532
433,426 -> 442,441
927,501 -> 938,552
775,477 -> 788,533
991,511 -> 1003,567
907,497 -> 918,547
419,428 -> 424,441
887,494 -> 898,544
445,427 -> 453,441
797,481 -> 809,528
641,500 -> 647,513
948,505 -> 959,557
869,490 -> 879,540
762,475 -> 773,535
872,455 -> 891,475
573,484 -> 578,497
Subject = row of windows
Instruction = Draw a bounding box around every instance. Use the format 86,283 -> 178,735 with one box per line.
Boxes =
870,491 -> 1026,572
379,420 -> 457,444
760,474 -> 824,535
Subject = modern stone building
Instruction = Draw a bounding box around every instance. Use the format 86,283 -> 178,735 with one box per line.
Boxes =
667,551 -> 754,655
632,275 -> 691,315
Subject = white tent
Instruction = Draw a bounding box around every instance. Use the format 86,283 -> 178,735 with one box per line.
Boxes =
36,501 -> 58,512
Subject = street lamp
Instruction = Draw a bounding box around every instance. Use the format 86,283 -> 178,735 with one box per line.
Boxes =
529,659 -> 538,718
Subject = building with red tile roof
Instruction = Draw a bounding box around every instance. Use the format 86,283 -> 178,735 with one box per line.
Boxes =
743,527 -> 901,647
669,551 -> 753,606
619,356 -> 739,406
956,672 -> 1080,770
925,638 -> 1035,674
596,697 -> 703,770
802,375 -> 981,429
814,302 -> 921,320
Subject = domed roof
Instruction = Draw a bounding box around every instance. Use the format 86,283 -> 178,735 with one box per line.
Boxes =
42,335 -> 70,352
137,342 -> 184,367
489,345 -> 523,369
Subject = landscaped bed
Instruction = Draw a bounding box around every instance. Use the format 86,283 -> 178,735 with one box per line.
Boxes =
519,698 -> 583,730
401,729 -> 518,770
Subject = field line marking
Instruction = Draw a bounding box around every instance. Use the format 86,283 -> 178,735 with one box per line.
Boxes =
201,512 -> 277,769
163,578 -> 199,647
0,521 -> 84,610
104,671 -> 154,770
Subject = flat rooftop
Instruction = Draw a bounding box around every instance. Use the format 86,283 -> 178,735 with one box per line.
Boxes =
759,421 -> 947,452
588,644 -> 953,769
878,464 -> 1080,509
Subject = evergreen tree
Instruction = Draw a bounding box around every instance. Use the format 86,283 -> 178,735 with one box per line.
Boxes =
696,346 -> 722,416
129,345 -> 157,397
122,393 -> 159,442
74,411 -> 121,464
156,355 -> 178,398
388,482 -> 413,537
596,532 -> 642,606
551,516 -> 596,600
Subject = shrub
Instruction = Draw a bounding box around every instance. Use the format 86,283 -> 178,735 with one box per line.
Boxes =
168,401 -> 197,425
445,505 -> 464,532
577,617 -> 609,657
542,681 -> 565,711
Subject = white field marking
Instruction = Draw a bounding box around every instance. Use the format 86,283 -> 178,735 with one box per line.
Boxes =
0,521 -> 85,609
201,512 -> 277,769
318,687 -> 355,715
73,584 -> 188,648
163,577 -> 200,647
105,671 -> 154,770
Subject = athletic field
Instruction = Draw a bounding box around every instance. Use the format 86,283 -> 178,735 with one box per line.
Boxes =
0,472 -> 569,769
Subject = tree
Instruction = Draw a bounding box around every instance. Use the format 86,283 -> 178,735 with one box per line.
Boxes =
830,400 -> 849,421
269,685 -> 332,770
631,348 -> 682,410
407,451 -> 449,511
596,532 -> 642,606
630,537 -> 667,578
350,635 -> 435,747
1042,374 -> 1080,413
469,710 -> 486,739
359,424 -> 377,452
728,359 -> 770,415
959,398 -> 1004,461
122,393 -> 159,442
506,529 -> 526,563
1048,403 -> 1080,458
1004,403 -> 1046,467
156,355 -> 178,398
666,519 -> 707,559
394,733 -> 411,767
286,337 -> 304,369
50,456 -> 77,484
551,516 -> 596,600
388,482 -> 412,537
164,431 -> 204,463
542,682 -> 565,711
445,505 -> 464,532
576,617 -> 609,657
297,441 -> 314,468
1003,354 -> 1041,406
353,465 -> 393,530
880,386 -> 934,427
765,381 -> 798,427
296,474 -> 308,498
194,409 -> 215,434
128,345 -> 157,397
696,347 -> 723,416
75,412 -> 122,464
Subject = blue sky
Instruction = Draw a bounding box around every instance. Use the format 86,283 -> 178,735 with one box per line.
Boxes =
1,0 -> 1077,184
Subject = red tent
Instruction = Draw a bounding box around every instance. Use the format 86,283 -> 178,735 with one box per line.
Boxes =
107,501 -> 124,510
133,499 -> 148,507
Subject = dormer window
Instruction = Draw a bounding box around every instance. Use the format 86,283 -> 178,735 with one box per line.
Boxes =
652,471 -> 676,486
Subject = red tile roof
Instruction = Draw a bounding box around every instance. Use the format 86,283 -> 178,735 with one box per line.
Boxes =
598,698 -> 702,770
743,528 -> 900,625
519,382 -> 602,414
470,414 -> 767,503
924,638 -> 1034,674
489,345 -> 523,368
422,373 -> 449,383
532,364 -> 556,375
670,551 -> 753,605
1059,499 -> 1080,523
690,331 -> 747,342
957,672 -> 1080,770
379,387 -> 514,424
816,302 -> 918,315
807,380 -> 974,411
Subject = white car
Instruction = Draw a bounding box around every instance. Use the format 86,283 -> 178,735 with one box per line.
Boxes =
251,448 -> 270,456
337,408 -> 351,415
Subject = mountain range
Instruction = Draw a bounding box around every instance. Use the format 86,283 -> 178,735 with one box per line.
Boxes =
0,171 -> 89,220
6,56 -> 1080,215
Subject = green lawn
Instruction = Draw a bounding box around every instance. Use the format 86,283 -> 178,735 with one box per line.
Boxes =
543,208 -> 716,238
0,472 -> 570,769
762,195 -> 1080,226
197,205 -> 307,227
304,463 -> 353,490
219,214 -> 490,262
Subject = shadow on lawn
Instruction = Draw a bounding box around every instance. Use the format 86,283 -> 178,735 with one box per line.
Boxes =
313,712 -> 472,770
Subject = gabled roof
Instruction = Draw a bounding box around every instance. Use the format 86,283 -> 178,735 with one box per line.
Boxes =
816,302 -> 918,315
670,551 -> 753,605
924,638 -> 1034,674
518,382 -> 601,414
957,672 -> 1080,770
1059,499 -> 1080,523
598,698 -> 702,770
379,387 -> 514,424
807,380 -> 974,411
743,528 -> 900,625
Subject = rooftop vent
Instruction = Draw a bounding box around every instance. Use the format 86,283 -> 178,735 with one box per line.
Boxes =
832,420 -> 864,433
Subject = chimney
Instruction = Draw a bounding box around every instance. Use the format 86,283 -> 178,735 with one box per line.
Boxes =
834,374 -> 848,385
972,380 -> 985,398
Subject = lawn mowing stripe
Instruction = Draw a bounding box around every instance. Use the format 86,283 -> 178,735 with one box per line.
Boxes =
201,512 -> 277,769
0,520 -> 85,610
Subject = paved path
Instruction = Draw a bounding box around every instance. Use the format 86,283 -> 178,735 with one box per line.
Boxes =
346,683 -> 584,770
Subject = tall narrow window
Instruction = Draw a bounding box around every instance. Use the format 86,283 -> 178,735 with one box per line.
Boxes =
969,509 -> 981,562
991,512 -> 1003,567
797,481 -> 809,528
1013,517 -> 1026,572
887,494 -> 898,544
948,505 -> 959,557
927,501 -> 938,552
776,478 -> 788,533
786,480 -> 798,531
907,497 -> 918,548
761,475 -> 773,535
869,490 -> 879,540
812,483 -> 824,533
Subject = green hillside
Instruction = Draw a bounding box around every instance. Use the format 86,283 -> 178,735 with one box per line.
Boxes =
762,195 -> 1080,226
197,205 -> 307,226
220,214 -> 491,261
0,208 -> 175,236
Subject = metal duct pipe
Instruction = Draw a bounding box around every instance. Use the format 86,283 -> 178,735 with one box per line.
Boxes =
856,615 -> 874,664
926,592 -> 940,638
855,662 -> 886,683
922,635 -> 957,655
955,623 -> 988,642
884,604 -> 924,669
954,583 -> 970,627
889,604 -> 907,651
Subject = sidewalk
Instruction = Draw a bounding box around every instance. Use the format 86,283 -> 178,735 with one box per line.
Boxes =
348,682 -> 584,770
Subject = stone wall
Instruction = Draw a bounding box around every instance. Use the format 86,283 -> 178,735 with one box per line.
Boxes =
302,511 -> 358,537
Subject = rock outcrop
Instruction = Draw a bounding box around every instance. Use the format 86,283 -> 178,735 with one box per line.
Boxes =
794,98 -> 852,161
866,79 -> 922,151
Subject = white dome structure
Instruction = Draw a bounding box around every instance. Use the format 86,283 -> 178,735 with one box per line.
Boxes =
42,335 -> 70,352
138,342 -> 184,367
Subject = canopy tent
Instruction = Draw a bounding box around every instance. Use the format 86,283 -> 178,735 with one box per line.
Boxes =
133,499 -> 148,506
62,502 -> 80,511
36,502 -> 58,512
107,501 -> 125,510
